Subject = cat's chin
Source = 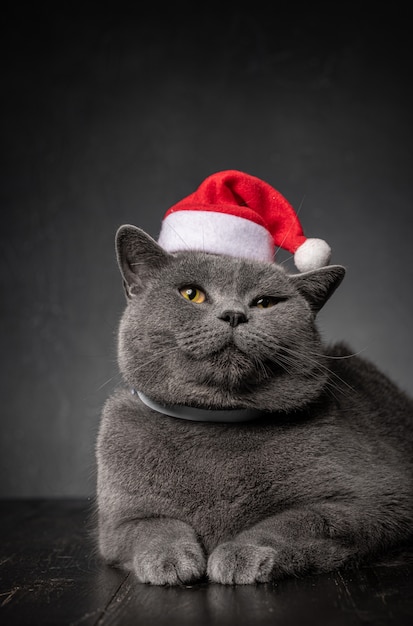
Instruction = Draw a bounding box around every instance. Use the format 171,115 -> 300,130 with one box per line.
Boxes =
181,346 -> 328,411
194,346 -> 267,390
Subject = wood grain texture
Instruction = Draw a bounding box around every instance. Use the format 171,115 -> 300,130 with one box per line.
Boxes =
0,500 -> 412,625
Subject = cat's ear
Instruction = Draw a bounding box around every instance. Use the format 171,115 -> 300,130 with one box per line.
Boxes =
115,225 -> 171,299
289,265 -> 346,313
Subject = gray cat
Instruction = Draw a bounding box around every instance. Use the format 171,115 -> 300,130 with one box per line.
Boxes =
96,225 -> 413,585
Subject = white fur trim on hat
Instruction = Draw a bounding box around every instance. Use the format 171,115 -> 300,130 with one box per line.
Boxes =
158,210 -> 274,262
294,238 -> 332,272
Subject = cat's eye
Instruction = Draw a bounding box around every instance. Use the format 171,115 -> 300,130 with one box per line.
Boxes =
252,296 -> 283,309
179,286 -> 206,304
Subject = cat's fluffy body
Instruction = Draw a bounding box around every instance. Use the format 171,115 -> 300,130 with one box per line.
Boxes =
96,226 -> 413,585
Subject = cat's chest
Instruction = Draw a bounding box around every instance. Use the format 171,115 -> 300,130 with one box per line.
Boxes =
132,416 -> 325,527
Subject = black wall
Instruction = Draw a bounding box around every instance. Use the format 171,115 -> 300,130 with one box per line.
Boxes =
1,5 -> 412,496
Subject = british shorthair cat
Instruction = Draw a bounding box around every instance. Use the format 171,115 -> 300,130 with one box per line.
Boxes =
96,170 -> 413,585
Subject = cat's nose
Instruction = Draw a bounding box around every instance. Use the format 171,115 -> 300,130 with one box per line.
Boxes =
219,310 -> 248,328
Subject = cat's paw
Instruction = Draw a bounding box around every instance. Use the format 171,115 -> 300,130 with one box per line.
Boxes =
132,540 -> 206,585
207,542 -> 277,585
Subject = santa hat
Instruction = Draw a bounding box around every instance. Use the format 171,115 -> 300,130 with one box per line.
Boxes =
157,170 -> 331,272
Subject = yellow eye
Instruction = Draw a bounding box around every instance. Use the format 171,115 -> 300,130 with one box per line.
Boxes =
253,296 -> 279,309
179,286 -> 206,304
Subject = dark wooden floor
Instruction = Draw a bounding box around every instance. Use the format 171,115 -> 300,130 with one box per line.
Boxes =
0,500 -> 412,625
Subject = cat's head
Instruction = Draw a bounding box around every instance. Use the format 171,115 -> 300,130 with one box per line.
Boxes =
115,225 -> 345,412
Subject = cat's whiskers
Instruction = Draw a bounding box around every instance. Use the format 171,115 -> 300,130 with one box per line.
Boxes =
275,351 -> 346,402
280,345 -> 356,390
251,354 -> 278,381
305,347 -> 367,360
275,347 -> 356,401
250,344 -> 344,402
262,351 -> 295,378
129,343 -> 180,377
279,254 -> 295,268
96,371 -> 123,391
274,195 -> 305,261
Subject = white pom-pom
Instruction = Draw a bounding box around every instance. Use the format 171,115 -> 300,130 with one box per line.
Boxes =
294,238 -> 331,272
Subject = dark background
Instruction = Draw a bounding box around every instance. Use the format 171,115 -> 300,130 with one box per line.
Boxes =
1,4 -> 412,497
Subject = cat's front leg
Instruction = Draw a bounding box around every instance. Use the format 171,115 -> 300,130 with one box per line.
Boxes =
99,516 -> 206,585
207,506 -> 359,585
207,536 -> 351,584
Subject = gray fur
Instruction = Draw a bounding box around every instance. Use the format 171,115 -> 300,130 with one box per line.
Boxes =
96,225 -> 413,585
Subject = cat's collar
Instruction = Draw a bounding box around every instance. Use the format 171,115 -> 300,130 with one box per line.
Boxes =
133,390 -> 268,423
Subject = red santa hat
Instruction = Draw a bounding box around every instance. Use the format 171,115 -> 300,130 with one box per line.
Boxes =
157,170 -> 331,272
